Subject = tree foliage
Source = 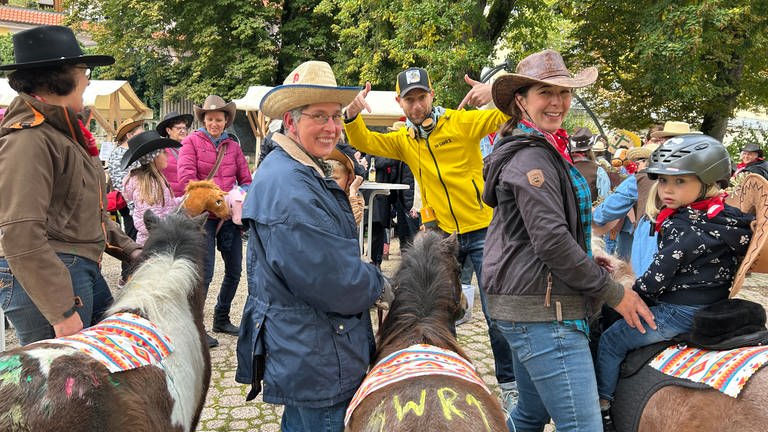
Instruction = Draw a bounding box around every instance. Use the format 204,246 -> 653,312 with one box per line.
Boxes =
562,0 -> 768,140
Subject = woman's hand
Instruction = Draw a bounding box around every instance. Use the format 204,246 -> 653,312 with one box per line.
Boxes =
53,313 -> 84,338
612,289 -> 656,334
594,255 -> 614,273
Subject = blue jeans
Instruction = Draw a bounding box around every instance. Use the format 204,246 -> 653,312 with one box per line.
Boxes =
281,400 -> 347,432
203,219 -> 243,315
0,253 -> 112,346
596,302 -> 702,401
494,320 -> 602,432
451,227 -> 516,385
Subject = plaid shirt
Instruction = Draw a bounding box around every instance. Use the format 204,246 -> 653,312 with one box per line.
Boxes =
568,165 -> 593,257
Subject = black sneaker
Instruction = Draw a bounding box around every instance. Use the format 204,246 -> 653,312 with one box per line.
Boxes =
602,409 -> 616,432
206,332 -> 219,348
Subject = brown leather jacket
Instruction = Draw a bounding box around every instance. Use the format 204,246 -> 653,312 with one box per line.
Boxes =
0,93 -> 139,324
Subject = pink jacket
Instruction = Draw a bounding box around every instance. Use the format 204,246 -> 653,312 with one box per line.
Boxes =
162,147 -> 185,197
177,130 -> 252,197
122,175 -> 182,245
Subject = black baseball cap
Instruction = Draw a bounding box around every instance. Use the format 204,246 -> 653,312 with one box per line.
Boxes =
396,67 -> 433,97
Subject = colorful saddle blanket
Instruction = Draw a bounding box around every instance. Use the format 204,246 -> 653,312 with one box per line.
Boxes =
649,344 -> 768,397
344,344 -> 490,425
35,312 -> 174,373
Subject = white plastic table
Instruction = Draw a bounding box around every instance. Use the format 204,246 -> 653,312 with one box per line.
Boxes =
358,182 -> 410,259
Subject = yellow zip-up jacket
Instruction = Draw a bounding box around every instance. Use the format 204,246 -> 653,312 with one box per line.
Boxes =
345,108 -> 509,234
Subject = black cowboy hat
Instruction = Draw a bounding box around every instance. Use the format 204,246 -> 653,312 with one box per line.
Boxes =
155,111 -> 194,137
120,130 -> 181,170
0,26 -> 114,71
570,127 -> 597,152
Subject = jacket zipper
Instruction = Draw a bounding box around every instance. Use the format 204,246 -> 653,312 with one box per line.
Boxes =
472,179 -> 484,210
425,135 -> 460,231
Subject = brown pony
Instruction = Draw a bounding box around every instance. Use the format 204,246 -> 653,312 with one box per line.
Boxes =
183,180 -> 229,219
0,211 -> 211,432
345,231 -> 507,432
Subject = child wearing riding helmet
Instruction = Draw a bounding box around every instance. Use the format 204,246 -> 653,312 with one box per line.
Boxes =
596,134 -> 754,425
121,131 -> 185,245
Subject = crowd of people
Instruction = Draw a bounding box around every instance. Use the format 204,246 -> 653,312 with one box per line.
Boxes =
1,25 -> 765,432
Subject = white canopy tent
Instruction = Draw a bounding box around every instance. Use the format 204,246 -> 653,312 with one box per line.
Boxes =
0,79 -> 153,137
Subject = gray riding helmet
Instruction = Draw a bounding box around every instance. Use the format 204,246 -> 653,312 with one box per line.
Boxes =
642,134 -> 731,188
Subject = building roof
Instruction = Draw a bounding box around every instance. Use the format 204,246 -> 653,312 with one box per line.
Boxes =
0,6 -> 64,27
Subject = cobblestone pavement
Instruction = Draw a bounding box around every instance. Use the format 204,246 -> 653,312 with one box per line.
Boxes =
5,239 -> 768,431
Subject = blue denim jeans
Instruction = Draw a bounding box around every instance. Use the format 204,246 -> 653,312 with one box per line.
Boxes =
494,319 -> 602,432
450,227 -> 516,385
596,302 -> 702,401
203,219 -> 243,315
281,400 -> 348,432
0,253 -> 112,346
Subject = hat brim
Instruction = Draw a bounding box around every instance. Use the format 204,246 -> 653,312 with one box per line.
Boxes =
193,102 -> 236,129
260,84 -> 361,119
156,114 -> 194,136
0,54 -> 115,71
729,174 -> 768,297
115,119 -> 146,142
326,147 -> 356,185
120,137 -> 181,170
492,67 -> 598,117
650,130 -> 703,138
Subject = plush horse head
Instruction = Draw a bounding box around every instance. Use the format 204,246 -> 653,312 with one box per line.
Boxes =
183,180 -> 229,219
0,211 -> 211,432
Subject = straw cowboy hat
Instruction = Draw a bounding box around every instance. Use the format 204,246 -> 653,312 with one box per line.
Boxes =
115,118 -> 146,142
650,121 -> 702,138
492,50 -> 598,117
155,111 -> 194,137
194,95 -> 237,129
0,25 -> 114,70
259,61 -> 360,119
626,145 -> 655,162
120,130 -> 181,170
388,120 -> 407,131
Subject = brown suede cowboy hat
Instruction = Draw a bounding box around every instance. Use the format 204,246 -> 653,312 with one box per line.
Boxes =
194,95 -> 237,129
0,25 -> 114,71
492,50 -> 598,117
114,117 -> 146,142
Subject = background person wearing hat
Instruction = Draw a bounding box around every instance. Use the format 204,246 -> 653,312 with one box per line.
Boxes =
343,66 -> 518,408
235,61 -> 386,431
120,130 -> 183,245
0,25 -> 141,344
570,126 -> 611,203
593,143 -> 660,274
156,111 -> 194,197
734,142 -> 768,179
481,49 -> 655,431
177,95 -> 252,346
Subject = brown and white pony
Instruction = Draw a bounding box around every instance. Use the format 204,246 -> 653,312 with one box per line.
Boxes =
346,231 -> 507,432
591,235 -> 768,431
0,211 -> 211,432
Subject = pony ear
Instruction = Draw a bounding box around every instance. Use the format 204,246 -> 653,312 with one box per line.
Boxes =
191,212 -> 209,227
442,232 -> 459,256
144,209 -> 161,232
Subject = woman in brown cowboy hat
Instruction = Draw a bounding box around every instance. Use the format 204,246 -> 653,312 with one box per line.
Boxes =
481,49 -> 655,431
177,95 -> 252,347
0,26 -> 141,345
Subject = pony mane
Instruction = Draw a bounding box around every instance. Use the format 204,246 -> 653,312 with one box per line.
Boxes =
375,231 -> 467,361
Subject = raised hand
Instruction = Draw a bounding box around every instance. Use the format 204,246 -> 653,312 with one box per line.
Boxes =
457,74 -> 493,110
344,82 -> 372,119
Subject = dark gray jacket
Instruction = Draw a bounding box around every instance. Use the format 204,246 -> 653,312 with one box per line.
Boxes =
482,131 -> 623,322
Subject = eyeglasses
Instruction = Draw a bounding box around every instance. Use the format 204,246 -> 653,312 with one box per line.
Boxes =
300,112 -> 343,125
74,66 -> 91,79
171,126 -> 189,132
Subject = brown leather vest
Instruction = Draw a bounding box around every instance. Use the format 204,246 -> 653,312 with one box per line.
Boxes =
574,159 -> 599,202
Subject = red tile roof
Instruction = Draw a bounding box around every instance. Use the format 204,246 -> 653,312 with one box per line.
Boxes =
0,6 -> 64,26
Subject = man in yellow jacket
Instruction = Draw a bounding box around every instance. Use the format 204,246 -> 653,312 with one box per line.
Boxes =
343,67 -> 518,408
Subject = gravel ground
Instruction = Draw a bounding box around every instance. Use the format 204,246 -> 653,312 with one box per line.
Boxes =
4,239 -> 768,431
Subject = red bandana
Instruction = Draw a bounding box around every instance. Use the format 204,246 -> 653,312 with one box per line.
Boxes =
520,119 -> 572,163
655,193 -> 726,232
79,119 -> 100,156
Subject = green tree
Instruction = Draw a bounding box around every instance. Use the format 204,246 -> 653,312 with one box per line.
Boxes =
0,33 -> 13,65
562,1 -> 768,141
316,0 -> 556,107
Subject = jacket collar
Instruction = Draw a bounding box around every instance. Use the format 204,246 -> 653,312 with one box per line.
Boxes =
271,132 -> 325,177
0,93 -> 86,147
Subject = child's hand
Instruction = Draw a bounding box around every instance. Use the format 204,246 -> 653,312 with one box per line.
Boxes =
349,175 -> 364,196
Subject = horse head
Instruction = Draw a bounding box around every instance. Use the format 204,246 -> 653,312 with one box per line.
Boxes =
376,230 -> 467,361
183,180 -> 230,220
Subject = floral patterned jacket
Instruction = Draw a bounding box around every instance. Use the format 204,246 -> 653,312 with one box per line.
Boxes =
636,204 -> 753,305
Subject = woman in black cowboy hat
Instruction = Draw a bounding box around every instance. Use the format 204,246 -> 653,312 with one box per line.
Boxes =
0,26 -> 142,345
735,142 -> 768,179
156,111 -> 194,197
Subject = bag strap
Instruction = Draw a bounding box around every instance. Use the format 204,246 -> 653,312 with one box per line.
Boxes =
206,142 -> 228,181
